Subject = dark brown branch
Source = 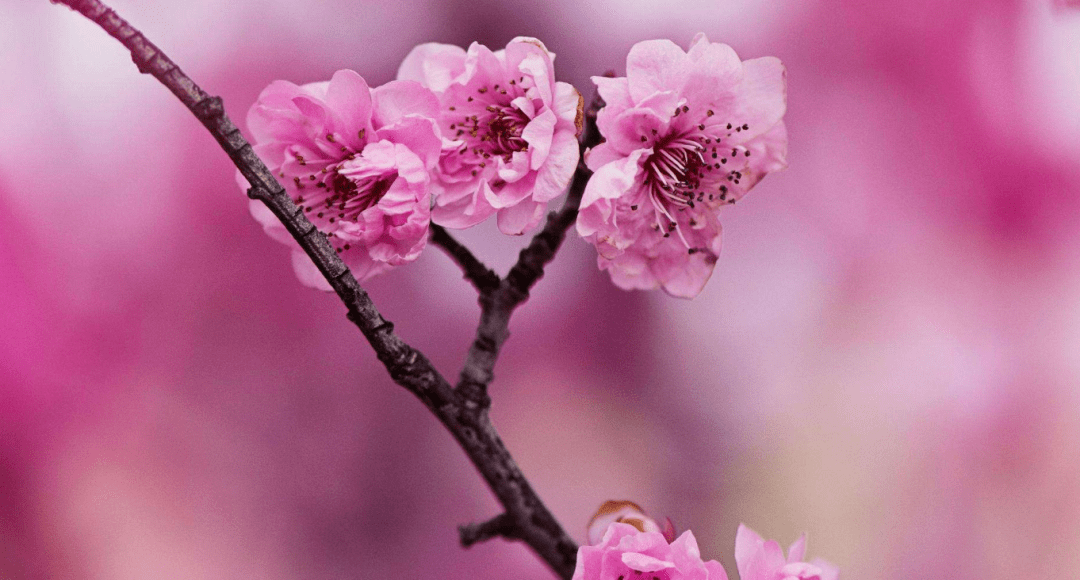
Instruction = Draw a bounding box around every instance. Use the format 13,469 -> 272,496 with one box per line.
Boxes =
456,93 -> 604,402
51,1 -> 578,577
460,512 -> 517,547
430,224 -> 500,293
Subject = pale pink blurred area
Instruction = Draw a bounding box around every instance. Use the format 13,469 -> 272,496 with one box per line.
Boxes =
3,0 -> 1080,579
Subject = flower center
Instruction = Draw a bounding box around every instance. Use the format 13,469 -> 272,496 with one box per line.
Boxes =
480,104 -> 530,155
639,107 -> 753,250
287,135 -> 396,227
644,135 -> 708,210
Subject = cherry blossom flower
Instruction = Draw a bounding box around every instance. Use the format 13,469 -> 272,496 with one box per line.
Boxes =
576,34 -> 788,298
735,525 -> 839,580
398,37 -> 583,234
244,70 -> 441,289
573,522 -> 728,580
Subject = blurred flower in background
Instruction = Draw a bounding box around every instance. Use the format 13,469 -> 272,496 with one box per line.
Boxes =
2,0 -> 1080,579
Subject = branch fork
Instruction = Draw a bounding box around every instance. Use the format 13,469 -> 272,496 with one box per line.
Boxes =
51,1 -> 603,578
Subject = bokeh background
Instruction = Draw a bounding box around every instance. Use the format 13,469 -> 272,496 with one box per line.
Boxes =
3,0 -> 1080,578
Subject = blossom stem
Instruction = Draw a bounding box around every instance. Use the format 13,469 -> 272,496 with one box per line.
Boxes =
430,224 -> 501,293
455,92 -> 604,403
50,1 -> 579,577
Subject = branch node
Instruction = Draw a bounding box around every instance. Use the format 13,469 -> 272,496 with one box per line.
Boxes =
459,513 -> 516,548
458,381 -> 492,410
193,95 -> 225,120
133,48 -> 154,74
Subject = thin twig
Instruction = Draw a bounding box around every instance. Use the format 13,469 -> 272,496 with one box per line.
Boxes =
430,224 -> 501,293
50,1 -> 578,577
456,93 -> 604,401
460,513 -> 517,547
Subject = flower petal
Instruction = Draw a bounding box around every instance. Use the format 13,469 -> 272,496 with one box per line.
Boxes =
577,150 -> 646,238
371,80 -> 440,129
531,130 -> 579,202
728,56 -> 787,142
496,198 -> 545,235
522,109 -> 557,170
397,42 -> 467,92
323,70 -> 372,145
626,39 -> 690,102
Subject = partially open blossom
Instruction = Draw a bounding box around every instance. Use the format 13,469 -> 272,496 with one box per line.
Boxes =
398,37 -> 583,234
735,525 -> 839,580
574,523 -> 728,580
586,500 -> 674,546
576,34 -> 788,298
244,70 -> 441,289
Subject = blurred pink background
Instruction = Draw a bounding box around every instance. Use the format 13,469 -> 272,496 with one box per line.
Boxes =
3,0 -> 1080,578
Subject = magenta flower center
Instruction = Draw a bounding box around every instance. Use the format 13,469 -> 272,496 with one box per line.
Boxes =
288,134 -> 397,230
447,82 -> 533,176
641,105 -> 752,242
481,103 -> 530,155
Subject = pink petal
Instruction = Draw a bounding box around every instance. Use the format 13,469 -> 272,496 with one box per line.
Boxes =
371,80 -> 440,129
396,42 -> 467,92
584,142 -> 623,172
290,95 -> 329,132
603,249 -> 659,291
621,552 -> 675,573
735,524 -> 766,580
592,75 -> 633,113
511,95 -> 536,118
248,200 -> 293,246
577,150 -> 646,237
728,56 -> 787,142
670,530 -> 710,578
462,41 -> 504,87
323,69 -> 372,142
652,235 -> 720,298
290,249 -> 332,291
485,174 -> 536,208
553,81 -> 583,131
626,39 -> 690,103
811,558 -> 840,580
531,130 -> 579,202
522,109 -> 557,170
704,560 -> 729,580
375,116 -> 442,170
431,179 -> 496,228
496,198 -> 545,235
247,80 -> 304,143
787,534 -> 808,564
604,105 -> 668,156
508,38 -> 555,105
680,40 -> 743,109
497,150 -> 532,184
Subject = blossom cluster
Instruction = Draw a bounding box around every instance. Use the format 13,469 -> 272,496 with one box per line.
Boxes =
243,35 -> 787,298
575,502 -> 838,580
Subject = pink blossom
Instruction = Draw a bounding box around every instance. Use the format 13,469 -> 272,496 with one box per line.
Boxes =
734,525 -> 839,580
244,70 -> 441,289
398,37 -> 583,234
573,522 -> 728,580
576,34 -> 788,298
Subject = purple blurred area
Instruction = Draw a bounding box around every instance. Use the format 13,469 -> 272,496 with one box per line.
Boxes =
3,0 -> 1080,578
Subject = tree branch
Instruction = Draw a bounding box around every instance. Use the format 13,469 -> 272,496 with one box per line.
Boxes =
430,224 -> 501,294
456,93 -> 604,401
50,1 -> 578,577
460,512 -> 517,547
